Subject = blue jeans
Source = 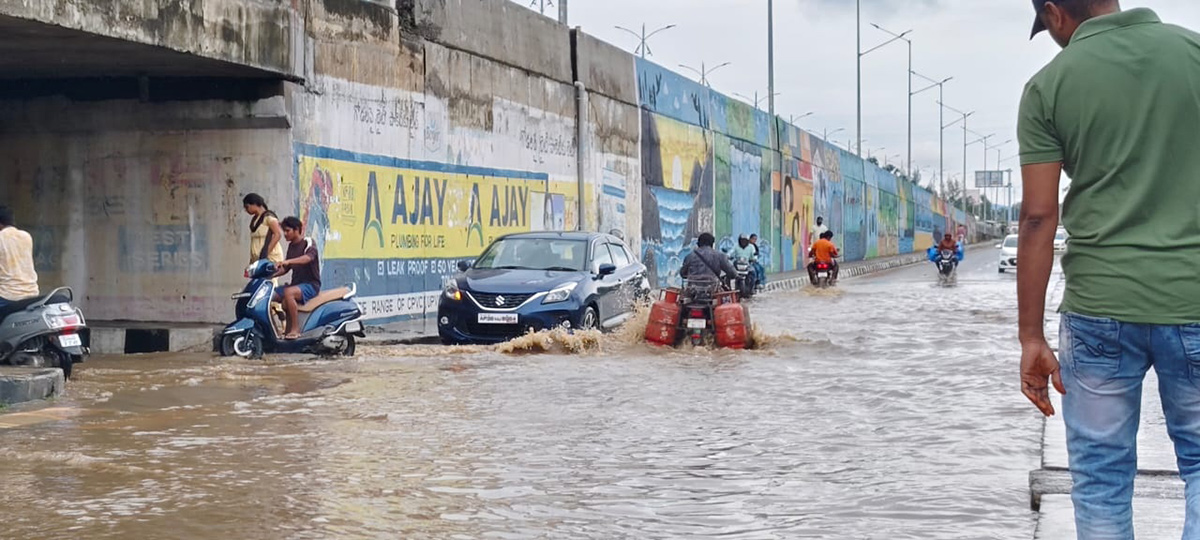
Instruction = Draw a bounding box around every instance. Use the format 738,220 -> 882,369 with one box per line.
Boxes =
751,261 -> 766,287
1060,312 -> 1200,539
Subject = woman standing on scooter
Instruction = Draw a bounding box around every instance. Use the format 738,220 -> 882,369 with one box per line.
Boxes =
243,193 -> 285,267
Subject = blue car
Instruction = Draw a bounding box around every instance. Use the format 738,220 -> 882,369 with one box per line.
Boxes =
438,232 -> 650,345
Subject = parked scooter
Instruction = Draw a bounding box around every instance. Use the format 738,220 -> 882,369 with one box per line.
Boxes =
219,260 -> 365,358
0,287 -> 88,378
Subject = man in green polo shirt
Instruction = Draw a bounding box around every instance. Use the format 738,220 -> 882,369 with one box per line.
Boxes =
1018,0 -> 1200,536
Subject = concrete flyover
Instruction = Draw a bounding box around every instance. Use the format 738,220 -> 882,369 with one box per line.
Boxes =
0,0 -> 302,81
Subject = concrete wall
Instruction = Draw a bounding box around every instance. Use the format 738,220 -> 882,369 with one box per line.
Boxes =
292,0 -> 588,322
0,0 -> 302,79
633,57 -> 973,288
0,0 -> 975,326
0,99 -> 293,323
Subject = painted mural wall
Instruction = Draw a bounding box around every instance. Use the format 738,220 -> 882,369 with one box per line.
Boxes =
635,57 -> 971,283
292,55 -> 595,322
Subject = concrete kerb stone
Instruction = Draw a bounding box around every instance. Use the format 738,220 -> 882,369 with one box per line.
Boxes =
0,367 -> 64,406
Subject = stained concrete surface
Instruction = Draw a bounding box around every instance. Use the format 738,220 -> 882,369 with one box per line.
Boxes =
0,367 -> 63,406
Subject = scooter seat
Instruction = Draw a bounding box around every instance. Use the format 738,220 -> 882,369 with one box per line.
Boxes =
0,290 -> 71,321
298,287 -> 352,313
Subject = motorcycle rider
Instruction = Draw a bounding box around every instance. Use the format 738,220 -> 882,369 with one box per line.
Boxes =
729,234 -> 759,291
748,233 -> 767,288
936,233 -> 960,267
0,206 -> 39,313
808,230 -> 840,285
273,217 -> 322,340
812,216 -> 829,244
681,232 -> 738,285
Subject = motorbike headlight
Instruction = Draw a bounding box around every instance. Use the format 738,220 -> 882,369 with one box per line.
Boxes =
247,285 -> 271,309
542,282 -> 578,304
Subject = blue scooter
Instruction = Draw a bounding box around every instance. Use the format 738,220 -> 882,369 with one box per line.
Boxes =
220,260 -> 365,358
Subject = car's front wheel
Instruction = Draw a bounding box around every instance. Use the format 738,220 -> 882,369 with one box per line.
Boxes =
578,306 -> 599,331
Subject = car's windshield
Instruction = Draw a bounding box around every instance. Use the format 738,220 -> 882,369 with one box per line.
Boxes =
1003,236 -> 1019,248
474,238 -> 587,271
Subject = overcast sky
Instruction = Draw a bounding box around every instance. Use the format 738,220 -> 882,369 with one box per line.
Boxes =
517,0 -> 1200,205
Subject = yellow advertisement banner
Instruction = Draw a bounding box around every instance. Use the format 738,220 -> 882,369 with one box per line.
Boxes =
298,148 -> 580,260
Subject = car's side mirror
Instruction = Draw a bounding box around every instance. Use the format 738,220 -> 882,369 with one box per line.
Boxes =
597,263 -> 617,277
457,260 -> 471,272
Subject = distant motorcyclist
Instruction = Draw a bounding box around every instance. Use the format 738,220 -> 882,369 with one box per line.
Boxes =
730,234 -> 757,262
934,233 -> 961,268
749,233 -> 767,288
808,230 -> 840,285
681,232 -> 738,285
0,206 -> 39,312
938,233 -> 959,252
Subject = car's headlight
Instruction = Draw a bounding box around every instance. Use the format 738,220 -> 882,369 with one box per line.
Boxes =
542,282 -> 578,304
444,283 -> 462,301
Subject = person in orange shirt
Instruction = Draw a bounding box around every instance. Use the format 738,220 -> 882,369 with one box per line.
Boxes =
807,230 -> 839,285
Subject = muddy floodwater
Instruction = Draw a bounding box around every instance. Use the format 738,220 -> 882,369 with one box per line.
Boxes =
0,254 -> 1044,539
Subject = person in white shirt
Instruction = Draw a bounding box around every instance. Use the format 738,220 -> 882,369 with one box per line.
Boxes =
0,206 -> 39,311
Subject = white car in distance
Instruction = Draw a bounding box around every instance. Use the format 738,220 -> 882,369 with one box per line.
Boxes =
998,234 -> 1018,273
1054,228 -> 1068,251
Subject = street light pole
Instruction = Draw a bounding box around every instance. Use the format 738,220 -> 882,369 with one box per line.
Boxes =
942,103 -> 974,219
614,23 -> 677,59
982,138 -> 1011,223
824,127 -> 846,142
734,91 -> 781,111
872,23 -> 914,177
789,112 -> 814,125
768,0 -> 776,147
913,71 -> 952,196
679,61 -> 732,87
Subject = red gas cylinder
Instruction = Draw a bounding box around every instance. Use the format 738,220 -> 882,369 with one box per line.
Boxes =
714,302 -> 752,349
645,290 -> 682,346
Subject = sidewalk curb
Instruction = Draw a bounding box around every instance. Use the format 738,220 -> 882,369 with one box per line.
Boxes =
0,368 -> 64,406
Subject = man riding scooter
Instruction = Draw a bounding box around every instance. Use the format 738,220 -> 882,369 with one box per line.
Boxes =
273,217 -> 322,340
808,230 -> 840,285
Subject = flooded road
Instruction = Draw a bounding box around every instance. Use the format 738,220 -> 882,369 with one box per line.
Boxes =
0,250 -> 1046,539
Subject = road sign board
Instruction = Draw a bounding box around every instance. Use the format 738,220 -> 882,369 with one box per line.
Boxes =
975,170 -> 1006,188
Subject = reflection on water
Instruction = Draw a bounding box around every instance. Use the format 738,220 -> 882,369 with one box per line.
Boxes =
0,262 -> 1039,539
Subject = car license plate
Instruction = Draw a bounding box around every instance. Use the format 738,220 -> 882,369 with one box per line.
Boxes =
817,272 -> 830,278
478,313 -> 518,324
344,321 -> 362,334
686,318 -> 707,329
58,334 -> 82,348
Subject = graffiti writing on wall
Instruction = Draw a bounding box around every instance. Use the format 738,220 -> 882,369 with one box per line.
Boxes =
118,225 -> 209,273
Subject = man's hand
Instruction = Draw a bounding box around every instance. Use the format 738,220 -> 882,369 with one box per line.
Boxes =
1020,338 -> 1066,417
